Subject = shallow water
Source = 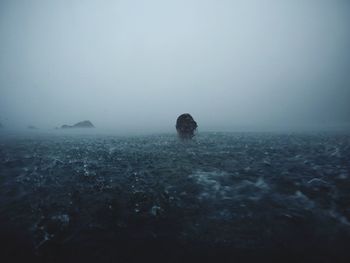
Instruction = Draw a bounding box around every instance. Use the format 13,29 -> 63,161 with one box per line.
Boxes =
1,132 -> 350,262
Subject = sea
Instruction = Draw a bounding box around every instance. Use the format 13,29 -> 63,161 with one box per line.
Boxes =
0,131 -> 350,262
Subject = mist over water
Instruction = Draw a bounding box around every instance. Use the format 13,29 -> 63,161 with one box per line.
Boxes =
1,2 -> 350,263
1,0 -> 350,132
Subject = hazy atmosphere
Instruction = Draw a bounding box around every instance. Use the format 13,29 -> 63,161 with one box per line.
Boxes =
2,2 -> 350,262
1,0 -> 350,132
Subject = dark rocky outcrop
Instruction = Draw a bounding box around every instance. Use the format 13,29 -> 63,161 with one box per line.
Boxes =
61,120 -> 95,129
27,125 -> 37,130
176,113 -> 197,139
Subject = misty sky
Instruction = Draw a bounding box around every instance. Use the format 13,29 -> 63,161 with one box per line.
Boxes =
0,0 -> 349,132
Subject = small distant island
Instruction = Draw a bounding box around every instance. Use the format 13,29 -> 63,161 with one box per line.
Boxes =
27,125 -> 37,129
61,120 -> 95,129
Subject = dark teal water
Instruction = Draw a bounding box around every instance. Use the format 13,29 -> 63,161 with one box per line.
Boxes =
1,132 -> 350,262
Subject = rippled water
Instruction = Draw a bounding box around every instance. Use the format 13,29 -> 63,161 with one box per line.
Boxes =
1,132 -> 350,262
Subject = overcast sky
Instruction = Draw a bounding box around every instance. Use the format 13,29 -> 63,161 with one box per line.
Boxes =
0,0 -> 349,132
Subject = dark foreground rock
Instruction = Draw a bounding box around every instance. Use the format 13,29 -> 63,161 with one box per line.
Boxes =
61,120 -> 95,129
176,113 -> 197,139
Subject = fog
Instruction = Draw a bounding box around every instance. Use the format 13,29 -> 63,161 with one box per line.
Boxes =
1,0 -> 349,133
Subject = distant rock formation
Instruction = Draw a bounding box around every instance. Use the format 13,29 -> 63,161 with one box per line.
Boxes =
61,120 -> 95,129
176,113 -> 197,139
27,125 -> 37,129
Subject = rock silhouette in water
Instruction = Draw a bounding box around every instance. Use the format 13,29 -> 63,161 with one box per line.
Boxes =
61,120 -> 95,129
176,113 -> 197,139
